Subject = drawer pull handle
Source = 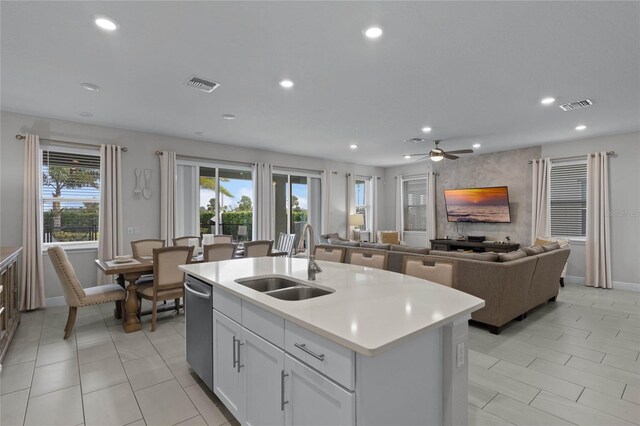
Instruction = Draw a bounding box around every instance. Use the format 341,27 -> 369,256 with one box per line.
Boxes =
294,343 -> 325,361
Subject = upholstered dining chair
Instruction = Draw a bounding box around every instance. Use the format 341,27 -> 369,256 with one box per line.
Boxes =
213,235 -> 233,244
136,246 -> 194,331
48,246 -> 126,339
313,245 -> 346,263
403,256 -> 455,287
131,239 -> 166,284
203,243 -> 237,262
346,248 -> 388,270
173,236 -> 202,247
244,240 -> 273,258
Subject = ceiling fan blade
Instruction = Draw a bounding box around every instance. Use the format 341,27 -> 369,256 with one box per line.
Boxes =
446,149 -> 474,154
405,153 -> 429,156
443,153 -> 459,160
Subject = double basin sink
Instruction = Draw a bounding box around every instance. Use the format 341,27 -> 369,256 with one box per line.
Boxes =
234,276 -> 333,301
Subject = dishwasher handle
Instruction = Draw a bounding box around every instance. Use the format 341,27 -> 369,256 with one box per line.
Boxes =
184,281 -> 211,300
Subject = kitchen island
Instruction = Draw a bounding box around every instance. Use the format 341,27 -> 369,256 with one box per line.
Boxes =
180,257 -> 484,426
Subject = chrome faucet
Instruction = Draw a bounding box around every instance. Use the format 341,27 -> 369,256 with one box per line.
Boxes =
302,224 -> 322,280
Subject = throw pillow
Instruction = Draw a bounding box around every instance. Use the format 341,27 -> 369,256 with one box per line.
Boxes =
534,238 -> 553,246
542,242 -> 560,252
524,245 -> 545,255
498,249 -> 528,262
378,231 -> 401,245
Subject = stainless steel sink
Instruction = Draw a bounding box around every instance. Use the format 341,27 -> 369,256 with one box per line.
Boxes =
265,286 -> 332,301
235,277 -> 299,292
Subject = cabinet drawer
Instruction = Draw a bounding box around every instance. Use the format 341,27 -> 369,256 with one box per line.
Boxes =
242,302 -> 284,349
212,286 -> 241,323
285,321 -> 355,390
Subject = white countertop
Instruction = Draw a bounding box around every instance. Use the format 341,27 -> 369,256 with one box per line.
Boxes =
180,257 -> 484,356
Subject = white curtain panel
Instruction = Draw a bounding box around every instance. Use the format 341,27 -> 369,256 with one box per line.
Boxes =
345,173 -> 355,238
370,177 -> 380,238
531,158 -> 551,244
395,176 -> 403,240
160,151 -> 177,243
586,152 -> 612,289
426,172 -> 437,247
98,145 -> 124,284
252,162 -> 273,240
307,177 -> 322,242
321,170 -> 332,235
20,134 -> 45,310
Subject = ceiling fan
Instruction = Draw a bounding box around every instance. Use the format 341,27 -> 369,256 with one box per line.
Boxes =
404,140 -> 474,162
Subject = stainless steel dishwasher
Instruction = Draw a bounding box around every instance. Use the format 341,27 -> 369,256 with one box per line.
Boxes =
184,275 -> 213,390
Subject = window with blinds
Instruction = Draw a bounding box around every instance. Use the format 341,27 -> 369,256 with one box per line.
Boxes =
550,161 -> 587,237
41,149 -> 101,243
402,178 -> 427,232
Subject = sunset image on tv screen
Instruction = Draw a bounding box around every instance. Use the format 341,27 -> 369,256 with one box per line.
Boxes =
444,187 -> 511,223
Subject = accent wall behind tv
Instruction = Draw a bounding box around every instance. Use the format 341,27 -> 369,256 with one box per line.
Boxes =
432,146 -> 541,246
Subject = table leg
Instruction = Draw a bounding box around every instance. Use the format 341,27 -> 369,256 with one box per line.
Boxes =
114,273 -> 125,319
123,274 -> 142,333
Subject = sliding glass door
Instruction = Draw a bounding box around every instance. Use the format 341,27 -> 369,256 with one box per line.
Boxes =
272,171 -> 321,244
176,160 -> 253,241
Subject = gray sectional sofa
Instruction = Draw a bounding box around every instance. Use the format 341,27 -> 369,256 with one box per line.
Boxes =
315,241 -> 570,334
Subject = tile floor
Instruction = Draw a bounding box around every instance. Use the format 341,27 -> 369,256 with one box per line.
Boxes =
1,283 -> 639,426
1,300 -> 239,426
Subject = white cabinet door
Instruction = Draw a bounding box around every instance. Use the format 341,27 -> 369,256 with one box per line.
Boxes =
284,354 -> 355,426
243,329 -> 285,426
213,310 -> 244,422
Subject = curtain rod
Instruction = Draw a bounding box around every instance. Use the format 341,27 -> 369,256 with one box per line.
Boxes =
16,134 -> 127,152
528,151 -> 614,164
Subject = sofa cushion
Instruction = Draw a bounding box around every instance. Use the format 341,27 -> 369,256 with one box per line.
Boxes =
390,245 -> 430,255
542,242 -> 561,252
328,239 -> 360,247
360,242 -> 391,250
378,231 -> 401,245
524,245 -> 545,255
430,250 -> 499,262
498,249 -> 528,262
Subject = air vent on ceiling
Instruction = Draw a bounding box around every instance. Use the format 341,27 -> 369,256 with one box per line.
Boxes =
559,99 -> 593,111
404,137 -> 426,143
185,76 -> 220,93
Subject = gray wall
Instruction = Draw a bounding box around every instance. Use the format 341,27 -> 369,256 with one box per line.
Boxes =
382,147 -> 540,248
0,111 -> 383,299
541,131 -> 640,287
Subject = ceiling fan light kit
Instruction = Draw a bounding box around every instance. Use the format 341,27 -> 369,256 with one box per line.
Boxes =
404,139 -> 474,162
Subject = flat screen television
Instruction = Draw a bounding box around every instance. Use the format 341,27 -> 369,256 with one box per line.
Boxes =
444,186 -> 511,223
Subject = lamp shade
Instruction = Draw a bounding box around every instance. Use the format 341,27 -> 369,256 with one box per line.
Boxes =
349,214 -> 365,226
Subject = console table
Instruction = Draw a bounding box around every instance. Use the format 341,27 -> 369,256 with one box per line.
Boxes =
430,239 -> 519,253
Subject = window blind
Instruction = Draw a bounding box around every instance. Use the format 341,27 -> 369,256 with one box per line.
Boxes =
550,162 -> 587,237
403,178 -> 427,232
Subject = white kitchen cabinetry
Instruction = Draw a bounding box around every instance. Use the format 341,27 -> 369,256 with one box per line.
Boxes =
213,310 -> 244,421
243,328 -> 285,426
284,354 -> 355,426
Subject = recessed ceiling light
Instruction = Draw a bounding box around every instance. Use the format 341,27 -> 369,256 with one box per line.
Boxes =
421,127 -> 432,133
575,125 -> 587,131
81,83 -> 101,92
94,16 -> 118,31
279,79 -> 294,89
349,144 -> 358,150
473,143 -> 481,149
194,131 -> 205,136
404,155 -> 412,160
540,97 -> 556,105
364,26 -> 383,39
78,111 -> 93,117
222,114 -> 236,120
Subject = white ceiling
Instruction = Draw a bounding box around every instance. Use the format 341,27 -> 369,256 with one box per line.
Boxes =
2,1 -> 639,167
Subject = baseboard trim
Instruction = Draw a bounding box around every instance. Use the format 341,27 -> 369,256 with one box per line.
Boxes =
565,275 -> 640,292
45,296 -> 67,307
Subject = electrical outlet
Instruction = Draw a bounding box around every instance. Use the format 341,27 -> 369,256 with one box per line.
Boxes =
456,342 -> 465,368
127,227 -> 134,235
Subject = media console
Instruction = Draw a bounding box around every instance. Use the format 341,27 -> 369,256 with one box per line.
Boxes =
430,239 -> 519,253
